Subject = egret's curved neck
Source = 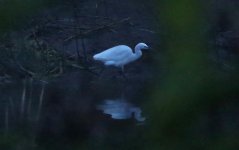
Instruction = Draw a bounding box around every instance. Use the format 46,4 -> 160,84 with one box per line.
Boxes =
133,45 -> 142,59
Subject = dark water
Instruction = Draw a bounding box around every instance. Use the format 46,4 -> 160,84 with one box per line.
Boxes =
0,70 -> 151,149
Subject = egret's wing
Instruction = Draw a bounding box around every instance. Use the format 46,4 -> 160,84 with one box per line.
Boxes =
94,45 -> 132,61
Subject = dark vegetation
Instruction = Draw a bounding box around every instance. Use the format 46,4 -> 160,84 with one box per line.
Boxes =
0,0 -> 156,83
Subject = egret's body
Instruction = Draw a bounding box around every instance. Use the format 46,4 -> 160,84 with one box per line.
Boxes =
93,43 -> 149,72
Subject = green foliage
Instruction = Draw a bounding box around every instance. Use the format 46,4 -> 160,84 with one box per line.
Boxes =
148,0 -> 239,149
0,0 -> 41,32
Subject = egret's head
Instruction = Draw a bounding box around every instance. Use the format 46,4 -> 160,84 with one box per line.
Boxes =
136,43 -> 149,50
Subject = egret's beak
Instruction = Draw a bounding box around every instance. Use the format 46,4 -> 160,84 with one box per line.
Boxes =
143,46 -> 150,50
145,46 -> 154,53
145,46 -> 151,50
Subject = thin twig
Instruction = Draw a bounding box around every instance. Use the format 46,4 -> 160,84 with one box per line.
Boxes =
16,61 -> 35,76
27,78 -> 33,119
9,97 -> 15,118
64,17 -> 130,42
137,28 -> 156,34
20,79 -> 27,117
5,103 -> 9,135
36,82 -> 46,121
102,0 -> 109,17
72,1 -> 81,62
81,38 -> 88,64
71,64 -> 99,76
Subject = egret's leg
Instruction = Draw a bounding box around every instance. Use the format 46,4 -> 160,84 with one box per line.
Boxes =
121,66 -> 124,73
119,66 -> 127,80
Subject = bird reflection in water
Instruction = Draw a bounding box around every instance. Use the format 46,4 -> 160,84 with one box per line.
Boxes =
97,99 -> 145,122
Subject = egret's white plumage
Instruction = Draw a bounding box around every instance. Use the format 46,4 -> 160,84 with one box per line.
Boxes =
93,43 -> 149,71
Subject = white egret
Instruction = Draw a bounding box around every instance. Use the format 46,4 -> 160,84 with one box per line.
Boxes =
93,43 -> 149,72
